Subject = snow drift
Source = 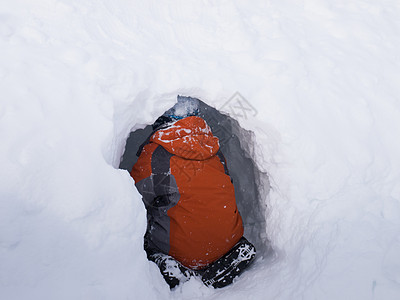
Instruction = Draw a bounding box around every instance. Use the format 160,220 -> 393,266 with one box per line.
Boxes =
1,0 -> 400,299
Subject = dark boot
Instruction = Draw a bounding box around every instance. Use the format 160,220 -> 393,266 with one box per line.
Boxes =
201,237 -> 256,288
148,252 -> 195,289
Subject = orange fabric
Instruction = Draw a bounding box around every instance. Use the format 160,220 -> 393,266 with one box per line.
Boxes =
132,116 -> 243,269
167,155 -> 243,269
130,143 -> 158,183
150,116 -> 220,160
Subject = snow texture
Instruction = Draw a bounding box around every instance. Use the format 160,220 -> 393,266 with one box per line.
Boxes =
1,0 -> 400,299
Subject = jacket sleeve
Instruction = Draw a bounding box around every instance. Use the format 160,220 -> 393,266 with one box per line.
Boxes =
131,143 -> 180,209
130,143 -> 157,207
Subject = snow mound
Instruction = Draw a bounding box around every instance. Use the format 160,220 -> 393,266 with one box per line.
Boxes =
2,0 -> 400,299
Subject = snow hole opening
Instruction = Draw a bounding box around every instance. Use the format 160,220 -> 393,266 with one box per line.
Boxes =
117,96 -> 273,264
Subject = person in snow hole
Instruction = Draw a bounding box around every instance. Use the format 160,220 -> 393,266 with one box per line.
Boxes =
130,97 -> 256,289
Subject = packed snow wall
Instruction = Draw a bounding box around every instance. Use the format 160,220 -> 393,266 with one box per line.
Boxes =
4,0 -> 400,299
119,97 -> 272,257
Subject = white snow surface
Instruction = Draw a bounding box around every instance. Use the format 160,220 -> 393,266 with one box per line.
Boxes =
1,0 -> 400,299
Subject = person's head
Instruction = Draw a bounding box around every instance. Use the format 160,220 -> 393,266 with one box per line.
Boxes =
152,96 -> 200,130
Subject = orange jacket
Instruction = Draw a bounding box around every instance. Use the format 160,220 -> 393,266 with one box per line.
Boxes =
131,116 -> 243,269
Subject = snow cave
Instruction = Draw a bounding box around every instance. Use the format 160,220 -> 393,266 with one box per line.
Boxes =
119,96 -> 273,264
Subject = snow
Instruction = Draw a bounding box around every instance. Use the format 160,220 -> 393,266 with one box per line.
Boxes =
1,0 -> 400,299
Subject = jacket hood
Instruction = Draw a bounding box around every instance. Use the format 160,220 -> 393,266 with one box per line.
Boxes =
150,116 -> 220,160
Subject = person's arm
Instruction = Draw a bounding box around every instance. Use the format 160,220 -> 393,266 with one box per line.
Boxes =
131,143 -> 179,209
